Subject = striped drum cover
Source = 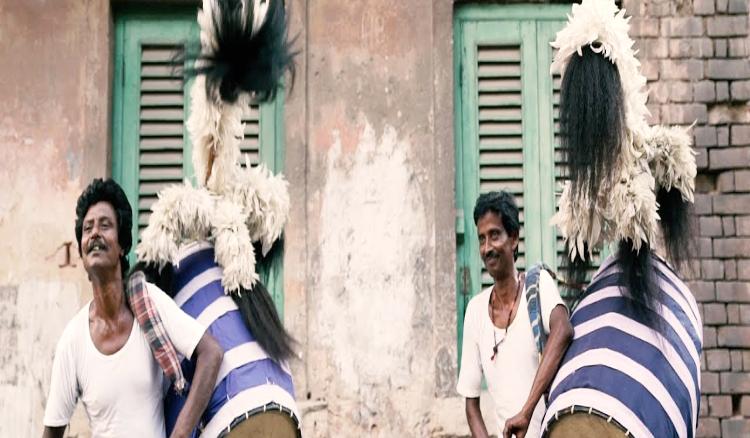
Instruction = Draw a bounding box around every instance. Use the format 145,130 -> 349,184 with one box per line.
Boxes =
542,254 -> 702,438
164,242 -> 300,438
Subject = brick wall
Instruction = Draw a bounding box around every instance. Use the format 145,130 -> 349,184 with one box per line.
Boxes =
624,0 -> 750,436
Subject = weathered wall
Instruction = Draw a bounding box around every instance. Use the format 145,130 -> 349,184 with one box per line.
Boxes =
292,0 -> 462,436
623,0 -> 750,436
0,0 -> 112,436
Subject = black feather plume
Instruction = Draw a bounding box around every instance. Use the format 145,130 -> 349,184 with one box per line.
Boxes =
187,0 -> 297,104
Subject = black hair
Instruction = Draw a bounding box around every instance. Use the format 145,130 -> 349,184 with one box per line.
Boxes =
130,241 -> 295,364
559,45 -> 626,209
183,0 -> 297,104
657,187 -> 696,274
75,178 -> 133,278
617,240 -> 664,334
473,191 -> 520,260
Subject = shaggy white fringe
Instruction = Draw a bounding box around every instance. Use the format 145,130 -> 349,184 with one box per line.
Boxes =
136,183 -> 215,268
645,124 -> 697,202
212,199 -> 259,292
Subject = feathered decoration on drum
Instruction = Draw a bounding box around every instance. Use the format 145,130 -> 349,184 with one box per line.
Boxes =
137,0 -> 294,294
550,0 -> 696,274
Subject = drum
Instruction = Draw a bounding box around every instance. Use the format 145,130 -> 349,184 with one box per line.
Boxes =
164,242 -> 301,438
542,254 -> 702,438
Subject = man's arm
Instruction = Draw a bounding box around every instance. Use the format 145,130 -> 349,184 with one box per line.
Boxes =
169,333 -> 223,438
503,304 -> 573,438
41,426 -> 66,438
466,397 -> 491,438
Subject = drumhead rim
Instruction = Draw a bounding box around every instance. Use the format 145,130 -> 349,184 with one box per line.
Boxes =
543,404 -> 631,437
215,401 -> 302,438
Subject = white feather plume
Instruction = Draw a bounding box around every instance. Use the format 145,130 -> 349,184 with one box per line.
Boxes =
645,124 -> 697,202
136,183 -> 215,268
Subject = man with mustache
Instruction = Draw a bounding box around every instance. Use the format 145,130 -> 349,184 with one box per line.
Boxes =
457,191 -> 573,438
42,179 -> 223,438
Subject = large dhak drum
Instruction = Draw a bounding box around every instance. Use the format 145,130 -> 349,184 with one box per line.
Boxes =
164,242 -> 300,438
542,254 -> 702,438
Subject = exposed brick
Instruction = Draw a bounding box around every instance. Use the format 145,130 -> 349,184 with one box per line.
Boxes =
715,39 -> 729,58
716,81 -> 730,101
702,348 -> 708,370
737,215 -> 750,235
643,37 -> 669,58
706,326 -> 719,348
694,0 -> 716,15
725,259 -> 738,280
741,395 -> 750,416
704,302 -> 729,324
700,237 -> 714,257
731,349 -> 744,370
690,280 -> 716,301
728,0 -> 750,13
729,38 -> 748,58
668,38 -> 692,58
700,394 -> 710,416
736,170 -> 750,191
707,349 -> 732,370
631,18 -> 660,37
722,216 -> 736,235
719,328 -> 750,350
730,80 -> 750,101
649,81 -> 670,104
745,350 -> 750,370
714,195 -> 750,214
717,171 -> 735,192
704,370 -> 720,393
697,417 -> 720,437
721,371 -> 750,392
727,303 -> 740,323
721,418 -> 750,437
718,126 -> 730,146
741,304 -> 750,323
707,16 -> 749,37
695,193 -> 713,214
649,1 -> 675,17
710,148 -> 750,170
717,281 -> 750,302
717,0 -> 729,12
703,260 -> 726,281
662,103 -> 708,124
700,217 -> 723,237
708,395 -> 733,417
714,237 -> 750,257
641,59 -> 660,81
696,146 -> 709,169
739,260 -> 750,280
694,81 -> 716,102
730,125 -> 750,145
670,81 -> 693,102
694,37 -> 715,58
660,59 -> 704,81
707,59 -> 750,80
663,17 -> 704,37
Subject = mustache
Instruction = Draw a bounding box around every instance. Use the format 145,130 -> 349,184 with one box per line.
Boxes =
87,238 -> 107,253
483,250 -> 499,260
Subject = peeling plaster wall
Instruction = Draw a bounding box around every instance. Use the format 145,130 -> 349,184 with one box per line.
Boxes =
0,0 -> 111,436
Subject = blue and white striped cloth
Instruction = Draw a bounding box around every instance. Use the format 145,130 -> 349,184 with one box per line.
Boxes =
542,253 -> 702,438
164,242 -> 298,438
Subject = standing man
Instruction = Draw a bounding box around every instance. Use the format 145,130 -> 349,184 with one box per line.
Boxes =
42,178 -> 223,438
457,191 -> 573,438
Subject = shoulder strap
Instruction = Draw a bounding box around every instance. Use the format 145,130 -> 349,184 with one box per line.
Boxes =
525,262 -> 552,359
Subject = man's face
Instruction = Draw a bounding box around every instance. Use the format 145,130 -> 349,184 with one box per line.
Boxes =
80,201 -> 123,279
477,211 -> 518,281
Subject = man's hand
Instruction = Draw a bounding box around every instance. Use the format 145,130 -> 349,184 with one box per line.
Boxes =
503,410 -> 531,438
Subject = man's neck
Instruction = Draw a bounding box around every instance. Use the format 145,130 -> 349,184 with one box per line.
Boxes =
492,269 -> 519,306
90,274 -> 125,321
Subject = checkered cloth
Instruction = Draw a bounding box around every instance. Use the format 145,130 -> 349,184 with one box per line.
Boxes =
126,271 -> 187,393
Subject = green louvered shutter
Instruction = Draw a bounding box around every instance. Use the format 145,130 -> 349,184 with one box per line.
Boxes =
454,6 -> 570,362
113,7 -> 286,313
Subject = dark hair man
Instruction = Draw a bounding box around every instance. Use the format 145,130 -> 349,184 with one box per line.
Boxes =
457,191 -> 573,438
42,179 -> 223,438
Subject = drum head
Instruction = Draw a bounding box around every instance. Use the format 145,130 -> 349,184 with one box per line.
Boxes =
548,411 -> 628,438
224,411 -> 299,438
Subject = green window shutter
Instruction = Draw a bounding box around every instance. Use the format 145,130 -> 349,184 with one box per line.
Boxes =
112,7 -> 286,314
454,5 -> 569,363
